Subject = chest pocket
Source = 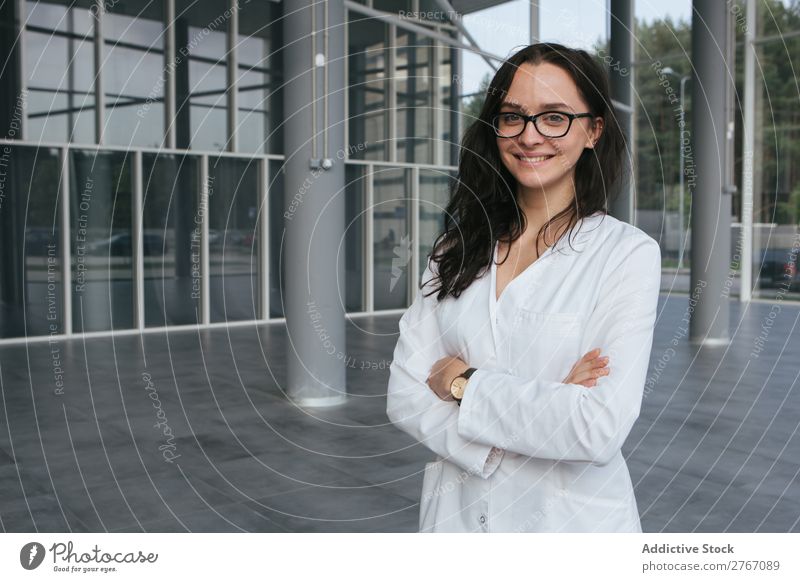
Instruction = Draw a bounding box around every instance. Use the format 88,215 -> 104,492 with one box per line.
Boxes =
508,309 -> 583,381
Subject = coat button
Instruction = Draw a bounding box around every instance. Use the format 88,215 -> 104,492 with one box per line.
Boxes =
479,515 -> 486,524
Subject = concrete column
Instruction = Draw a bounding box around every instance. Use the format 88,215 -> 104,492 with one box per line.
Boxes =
690,0 -> 733,345
608,0 -> 633,223
283,0 -> 347,407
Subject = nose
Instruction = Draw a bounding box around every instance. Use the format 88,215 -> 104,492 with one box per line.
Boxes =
516,119 -> 545,149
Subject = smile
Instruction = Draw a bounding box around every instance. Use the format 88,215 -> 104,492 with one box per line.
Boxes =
514,154 -> 554,164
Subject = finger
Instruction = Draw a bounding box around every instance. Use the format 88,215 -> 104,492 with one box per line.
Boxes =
582,348 -> 602,361
573,362 -> 608,378
573,367 -> 610,384
590,355 -> 610,369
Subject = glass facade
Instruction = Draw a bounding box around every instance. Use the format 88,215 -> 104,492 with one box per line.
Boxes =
207,156 -> 260,323
1,1 -> 464,341
345,164 -> 367,312
0,146 -> 63,338
396,29 -> 434,164
373,166 -> 411,310
348,18 -> 390,161
751,2 -> 800,301
104,1 -> 165,147
25,0 -> 96,144
141,152 -> 200,327
69,149 -> 134,332
418,169 -> 454,279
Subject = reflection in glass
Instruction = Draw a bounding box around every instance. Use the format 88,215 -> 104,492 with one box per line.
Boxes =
142,154 -> 200,326
237,0 -> 283,155
752,9 -> 800,300
345,165 -> 366,311
25,0 -> 96,143
0,146 -> 63,338
208,157 -> 260,322
418,170 -> 453,280
396,29 -> 434,164
104,1 -> 165,147
348,18 -> 389,160
175,0 -> 229,152
268,159 -> 285,318
440,41 -> 459,167
70,150 -> 134,332
373,167 -> 411,309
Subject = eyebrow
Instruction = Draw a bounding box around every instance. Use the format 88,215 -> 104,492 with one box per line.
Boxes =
499,101 -> 574,112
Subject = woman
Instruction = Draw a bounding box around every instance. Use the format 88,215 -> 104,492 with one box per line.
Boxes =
386,43 -> 661,533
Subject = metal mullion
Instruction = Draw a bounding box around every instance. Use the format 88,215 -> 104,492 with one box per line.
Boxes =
740,0 -> 755,303
93,0 -> 105,144
365,164 -> 374,312
432,40 -> 443,167
132,150 -> 144,330
17,0 -> 27,140
200,154 -> 211,323
410,165 -> 420,304
344,10 -> 349,156
227,0 -> 238,153
164,0 -> 176,149
59,147 -> 72,335
259,157 -> 270,319
388,23 -> 397,163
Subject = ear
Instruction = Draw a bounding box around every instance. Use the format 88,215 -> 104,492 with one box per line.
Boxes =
585,117 -> 604,149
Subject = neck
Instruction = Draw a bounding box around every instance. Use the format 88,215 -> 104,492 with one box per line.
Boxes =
515,180 -> 576,243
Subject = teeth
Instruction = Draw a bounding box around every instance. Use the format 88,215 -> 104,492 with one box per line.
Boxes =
517,155 -> 551,162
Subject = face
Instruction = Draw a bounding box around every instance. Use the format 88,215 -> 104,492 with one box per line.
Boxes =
494,61 -> 604,204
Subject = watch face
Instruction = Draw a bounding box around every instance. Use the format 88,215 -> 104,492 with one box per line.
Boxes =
451,377 -> 467,399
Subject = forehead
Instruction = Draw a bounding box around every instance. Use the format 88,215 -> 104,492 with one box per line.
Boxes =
503,61 -> 586,112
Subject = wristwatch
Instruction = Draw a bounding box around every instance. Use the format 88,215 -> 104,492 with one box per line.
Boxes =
450,367 -> 477,406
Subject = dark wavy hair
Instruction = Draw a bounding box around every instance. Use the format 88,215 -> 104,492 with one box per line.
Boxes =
424,42 -> 626,301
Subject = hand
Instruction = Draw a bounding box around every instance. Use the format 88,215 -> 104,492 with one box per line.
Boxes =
563,348 -> 609,388
427,356 -> 469,401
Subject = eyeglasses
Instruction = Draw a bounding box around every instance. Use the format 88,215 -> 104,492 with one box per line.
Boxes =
491,110 -> 594,138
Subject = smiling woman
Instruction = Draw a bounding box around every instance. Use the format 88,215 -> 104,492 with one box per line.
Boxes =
386,43 -> 660,533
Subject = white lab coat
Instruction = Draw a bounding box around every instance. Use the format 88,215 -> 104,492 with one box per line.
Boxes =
386,211 -> 661,532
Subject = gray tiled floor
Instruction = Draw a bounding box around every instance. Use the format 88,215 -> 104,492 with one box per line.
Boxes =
0,294 -> 797,532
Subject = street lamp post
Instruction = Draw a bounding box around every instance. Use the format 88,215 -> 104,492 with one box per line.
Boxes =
662,67 -> 691,270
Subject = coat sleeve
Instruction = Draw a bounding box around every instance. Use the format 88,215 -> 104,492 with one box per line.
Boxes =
386,259 -> 503,479
456,235 -> 661,466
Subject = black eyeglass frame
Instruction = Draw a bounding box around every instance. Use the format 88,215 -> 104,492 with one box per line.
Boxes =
491,110 -> 595,139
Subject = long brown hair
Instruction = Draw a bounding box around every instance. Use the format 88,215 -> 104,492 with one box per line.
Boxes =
425,42 -> 625,300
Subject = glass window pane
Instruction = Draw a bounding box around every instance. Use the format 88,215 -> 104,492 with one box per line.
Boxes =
0,146 -> 64,338
142,153 -> 201,327
373,166 -> 411,310
396,30 -> 433,164
103,2 -> 165,147
418,169 -> 453,279
268,159 -> 284,318
70,150 -> 134,332
175,0 -> 230,152
752,4 -> 800,300
345,164 -> 366,312
208,157 -> 260,322
25,1 -> 96,144
348,18 -> 389,161
441,43 -> 458,167
237,0 -> 283,155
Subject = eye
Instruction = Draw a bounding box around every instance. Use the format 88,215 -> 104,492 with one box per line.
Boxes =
541,113 -> 568,125
500,113 -> 523,124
